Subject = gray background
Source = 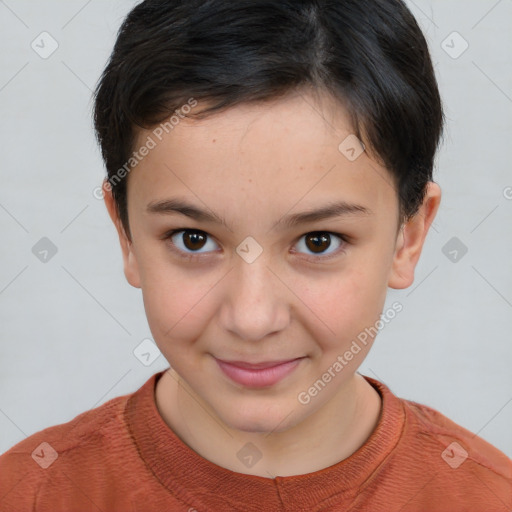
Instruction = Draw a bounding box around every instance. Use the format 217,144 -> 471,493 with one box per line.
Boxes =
1,0 -> 511,460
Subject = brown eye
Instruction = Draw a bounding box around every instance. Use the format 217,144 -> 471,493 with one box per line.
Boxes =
294,231 -> 345,259
182,230 -> 207,251
167,229 -> 219,257
305,232 -> 331,253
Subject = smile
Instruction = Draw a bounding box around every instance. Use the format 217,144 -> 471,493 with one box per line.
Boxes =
214,357 -> 304,388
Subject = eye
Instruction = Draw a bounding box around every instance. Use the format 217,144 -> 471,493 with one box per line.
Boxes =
162,228 -> 348,262
292,231 -> 347,260
164,229 -> 220,260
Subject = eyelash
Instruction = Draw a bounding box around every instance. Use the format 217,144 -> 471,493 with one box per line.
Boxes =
161,228 -> 349,263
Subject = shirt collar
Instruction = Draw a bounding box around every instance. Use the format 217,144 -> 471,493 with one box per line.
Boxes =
125,369 -> 405,511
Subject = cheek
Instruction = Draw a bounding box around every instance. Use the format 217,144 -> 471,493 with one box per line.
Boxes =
135,247 -> 215,342
300,263 -> 389,350
141,277 -> 214,343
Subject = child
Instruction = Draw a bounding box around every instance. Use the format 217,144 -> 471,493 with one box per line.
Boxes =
1,0 -> 511,510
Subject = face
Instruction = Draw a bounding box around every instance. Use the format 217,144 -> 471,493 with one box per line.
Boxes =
105,90 -> 440,433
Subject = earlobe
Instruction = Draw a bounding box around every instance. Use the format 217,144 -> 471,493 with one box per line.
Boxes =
102,180 -> 141,289
388,182 -> 441,290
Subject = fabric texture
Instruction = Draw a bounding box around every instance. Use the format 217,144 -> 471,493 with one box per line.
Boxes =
1,369 -> 511,511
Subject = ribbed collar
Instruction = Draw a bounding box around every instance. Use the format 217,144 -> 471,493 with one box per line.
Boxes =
125,369 -> 405,511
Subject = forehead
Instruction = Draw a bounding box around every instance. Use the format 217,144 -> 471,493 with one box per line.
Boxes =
128,91 -> 397,225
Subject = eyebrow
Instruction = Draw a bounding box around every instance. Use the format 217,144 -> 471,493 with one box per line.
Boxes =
146,197 -> 372,230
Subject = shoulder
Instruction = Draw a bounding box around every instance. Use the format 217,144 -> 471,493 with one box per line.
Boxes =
391,395 -> 512,510
400,396 -> 512,479
362,377 -> 512,510
1,391 -> 128,460
0,392 -> 131,509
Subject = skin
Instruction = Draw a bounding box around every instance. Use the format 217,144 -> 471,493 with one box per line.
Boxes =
103,89 -> 441,478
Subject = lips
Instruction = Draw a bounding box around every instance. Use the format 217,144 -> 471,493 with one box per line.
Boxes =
215,357 -> 304,388
219,359 -> 299,370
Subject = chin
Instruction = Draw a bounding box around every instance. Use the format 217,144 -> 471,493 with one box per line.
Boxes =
227,417 -> 289,434
217,400 -> 302,434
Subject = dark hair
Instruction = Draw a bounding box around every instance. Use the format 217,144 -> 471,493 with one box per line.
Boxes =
93,0 -> 444,240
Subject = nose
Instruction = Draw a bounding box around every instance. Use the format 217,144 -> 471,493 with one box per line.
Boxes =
219,253 -> 290,343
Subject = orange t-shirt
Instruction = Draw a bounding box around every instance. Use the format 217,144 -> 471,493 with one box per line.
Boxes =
1,370 -> 511,511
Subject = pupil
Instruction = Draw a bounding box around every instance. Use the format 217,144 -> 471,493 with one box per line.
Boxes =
307,232 -> 330,253
185,231 -> 206,250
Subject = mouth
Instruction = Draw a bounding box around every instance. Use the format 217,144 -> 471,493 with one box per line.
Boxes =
214,357 -> 305,388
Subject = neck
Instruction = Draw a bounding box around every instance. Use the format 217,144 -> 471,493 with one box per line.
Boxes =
155,369 -> 382,477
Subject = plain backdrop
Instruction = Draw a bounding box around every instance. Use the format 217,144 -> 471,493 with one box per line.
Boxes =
1,0 -> 511,459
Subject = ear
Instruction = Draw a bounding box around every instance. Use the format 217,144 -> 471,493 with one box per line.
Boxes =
388,181 -> 441,289
102,180 -> 141,289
